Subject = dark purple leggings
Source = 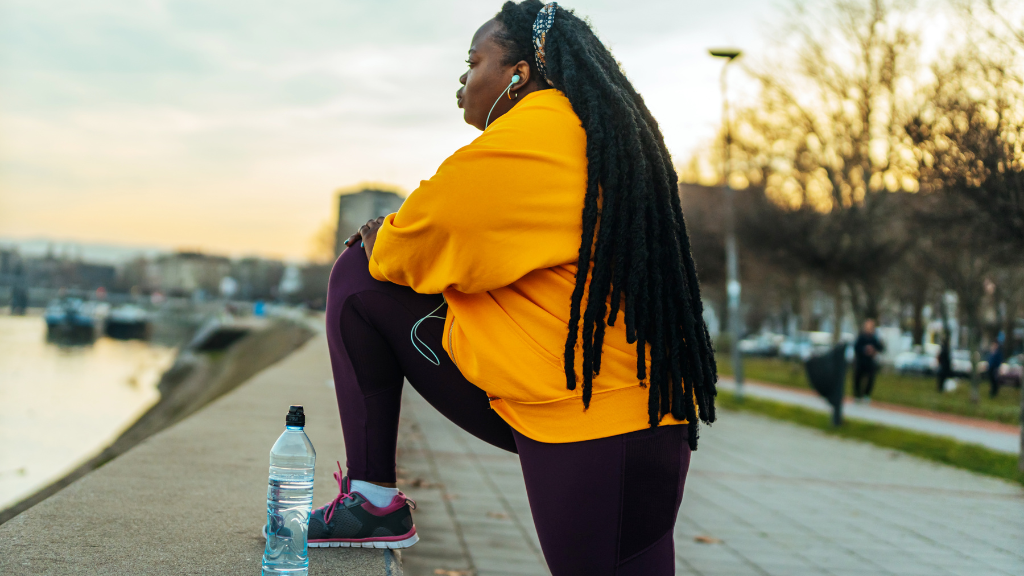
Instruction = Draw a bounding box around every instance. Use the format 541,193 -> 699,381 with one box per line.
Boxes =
325,246 -> 691,575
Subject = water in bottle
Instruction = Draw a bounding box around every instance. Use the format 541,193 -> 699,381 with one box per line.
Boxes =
263,405 -> 316,576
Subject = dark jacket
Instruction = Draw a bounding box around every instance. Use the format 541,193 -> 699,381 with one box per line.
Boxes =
937,344 -> 951,373
854,332 -> 885,368
987,347 -> 1004,378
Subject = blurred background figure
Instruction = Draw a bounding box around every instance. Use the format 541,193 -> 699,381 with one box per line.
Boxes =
853,319 -> 885,403
937,334 -> 952,393
987,340 -> 1004,398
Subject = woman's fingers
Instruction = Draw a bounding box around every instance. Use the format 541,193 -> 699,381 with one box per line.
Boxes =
345,218 -> 386,248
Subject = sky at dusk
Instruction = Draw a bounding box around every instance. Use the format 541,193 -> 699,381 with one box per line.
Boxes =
0,0 -> 778,261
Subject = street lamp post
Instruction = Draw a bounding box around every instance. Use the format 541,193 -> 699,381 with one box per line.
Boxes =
710,48 -> 744,399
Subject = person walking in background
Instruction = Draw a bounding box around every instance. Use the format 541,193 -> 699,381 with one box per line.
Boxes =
853,318 -> 885,403
936,335 -> 952,393
986,340 -> 1003,398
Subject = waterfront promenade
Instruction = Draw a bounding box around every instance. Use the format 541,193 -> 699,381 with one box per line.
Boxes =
0,325 -> 399,576
2,329 -> 1021,575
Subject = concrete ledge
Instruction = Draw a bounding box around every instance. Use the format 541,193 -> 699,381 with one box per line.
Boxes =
0,327 -> 401,575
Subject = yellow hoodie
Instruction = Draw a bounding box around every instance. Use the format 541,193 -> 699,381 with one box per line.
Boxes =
368,89 -> 686,442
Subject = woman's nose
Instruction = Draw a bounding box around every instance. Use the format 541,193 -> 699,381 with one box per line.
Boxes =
459,71 -> 468,85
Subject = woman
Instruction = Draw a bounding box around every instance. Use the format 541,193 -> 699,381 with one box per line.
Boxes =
314,2 -> 718,574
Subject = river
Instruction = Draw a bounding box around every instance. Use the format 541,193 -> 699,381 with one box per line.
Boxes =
0,313 -> 177,512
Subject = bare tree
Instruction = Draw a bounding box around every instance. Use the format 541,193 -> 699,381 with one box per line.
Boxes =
680,184 -> 796,339
992,266 -> 1024,353
907,60 -> 1024,251
724,0 -> 922,336
905,20 -> 1024,347
886,236 -> 937,346
906,4 -> 1024,468
954,0 -> 1024,83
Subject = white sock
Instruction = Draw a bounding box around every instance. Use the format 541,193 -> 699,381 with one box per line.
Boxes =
350,479 -> 400,507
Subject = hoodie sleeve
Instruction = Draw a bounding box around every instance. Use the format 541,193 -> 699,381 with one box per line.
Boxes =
367,99 -> 587,294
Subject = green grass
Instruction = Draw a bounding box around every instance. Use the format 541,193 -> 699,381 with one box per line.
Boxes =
717,390 -> 1024,486
718,357 -> 1021,425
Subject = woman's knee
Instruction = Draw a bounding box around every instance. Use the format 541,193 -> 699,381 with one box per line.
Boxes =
327,246 -> 376,305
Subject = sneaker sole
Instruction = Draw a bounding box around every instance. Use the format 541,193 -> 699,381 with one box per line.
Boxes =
308,533 -> 419,549
262,525 -> 420,549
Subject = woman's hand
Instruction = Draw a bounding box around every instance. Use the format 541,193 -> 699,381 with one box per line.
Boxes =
344,216 -> 386,260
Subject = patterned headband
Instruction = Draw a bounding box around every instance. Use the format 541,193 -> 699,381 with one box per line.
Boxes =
532,2 -> 558,86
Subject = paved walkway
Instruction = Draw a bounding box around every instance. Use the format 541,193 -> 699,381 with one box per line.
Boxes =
396,387 -> 1024,576
719,377 -> 1021,454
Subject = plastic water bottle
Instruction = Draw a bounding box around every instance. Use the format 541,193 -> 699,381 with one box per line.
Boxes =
263,405 -> 316,575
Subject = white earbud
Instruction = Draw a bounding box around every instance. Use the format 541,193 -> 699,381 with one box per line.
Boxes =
485,74 -> 523,129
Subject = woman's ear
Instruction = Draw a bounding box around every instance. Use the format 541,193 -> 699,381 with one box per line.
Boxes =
512,60 -> 531,91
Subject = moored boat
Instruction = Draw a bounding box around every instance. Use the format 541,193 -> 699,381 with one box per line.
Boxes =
104,304 -> 151,340
44,299 -> 101,342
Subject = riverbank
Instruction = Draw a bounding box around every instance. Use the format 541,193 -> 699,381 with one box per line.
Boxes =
0,316 -> 314,524
0,313 -> 179,512
0,327 -> 399,575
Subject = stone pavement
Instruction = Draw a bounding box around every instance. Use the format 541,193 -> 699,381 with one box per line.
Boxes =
719,377 -> 1020,454
396,387 -> 1024,576
394,389 -> 546,576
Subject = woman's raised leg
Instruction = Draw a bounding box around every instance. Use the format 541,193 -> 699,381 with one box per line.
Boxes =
324,245 -> 516,484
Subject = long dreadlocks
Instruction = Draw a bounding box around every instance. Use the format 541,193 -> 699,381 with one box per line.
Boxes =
493,1 -> 718,449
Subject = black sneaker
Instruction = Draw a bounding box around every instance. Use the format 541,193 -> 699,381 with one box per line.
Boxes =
307,463 -> 418,549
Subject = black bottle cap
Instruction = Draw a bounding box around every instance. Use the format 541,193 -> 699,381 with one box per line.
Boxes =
286,405 -> 305,427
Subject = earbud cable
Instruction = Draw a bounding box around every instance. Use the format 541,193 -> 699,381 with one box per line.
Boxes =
484,79 -> 517,129
411,297 -> 448,366
417,76 -> 516,363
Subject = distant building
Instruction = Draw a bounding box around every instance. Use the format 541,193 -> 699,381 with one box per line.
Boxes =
334,189 -> 405,256
0,248 -> 22,286
24,255 -> 66,289
231,257 -> 285,301
114,257 -> 156,294
7,252 -> 115,292
153,252 -> 231,297
74,263 -> 116,290
0,248 -> 28,313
